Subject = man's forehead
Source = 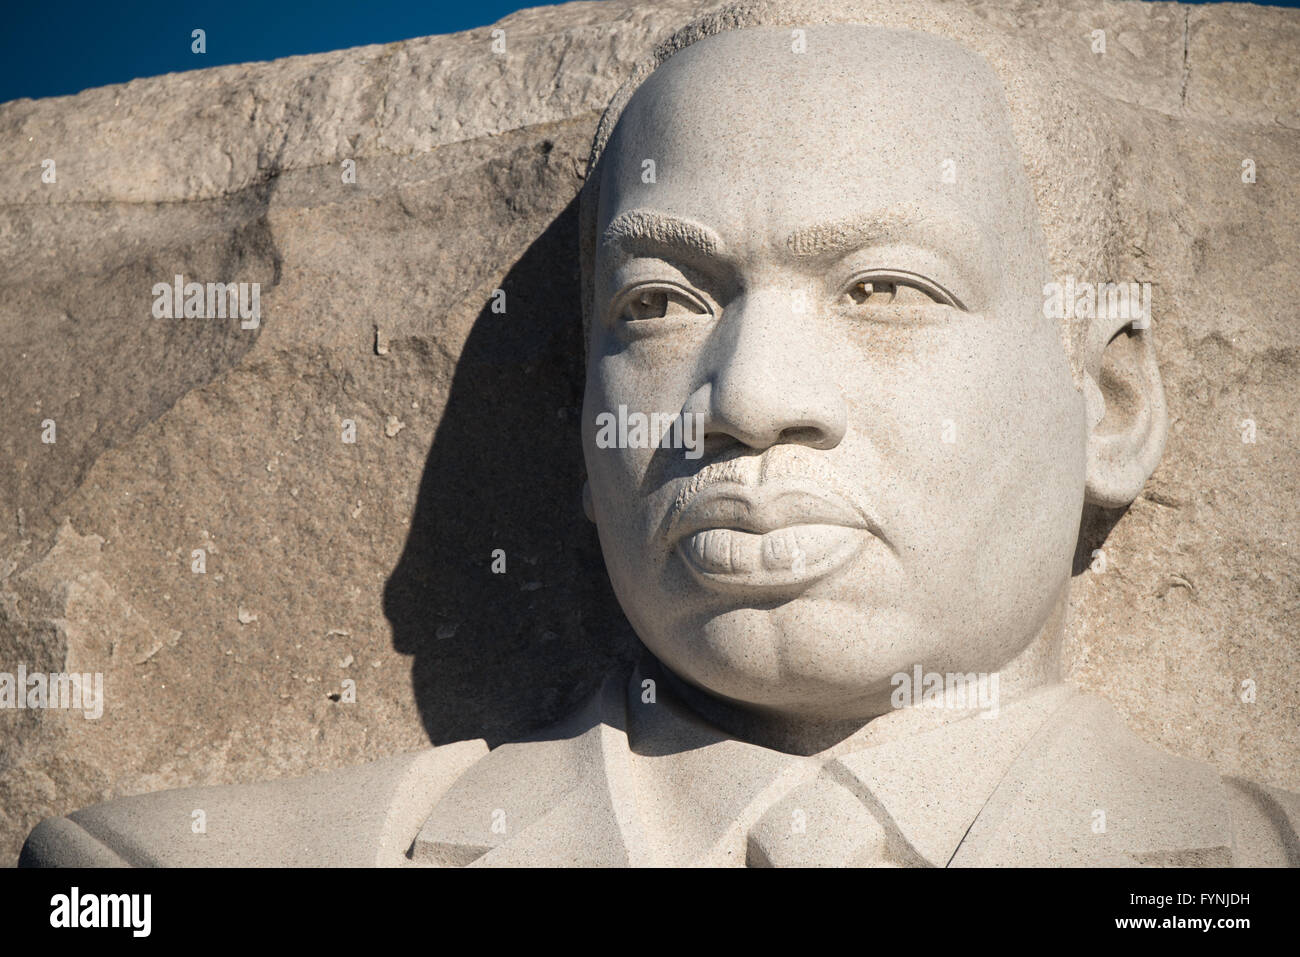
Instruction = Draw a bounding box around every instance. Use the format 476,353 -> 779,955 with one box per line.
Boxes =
599,24 -> 1027,255
633,23 -> 1004,96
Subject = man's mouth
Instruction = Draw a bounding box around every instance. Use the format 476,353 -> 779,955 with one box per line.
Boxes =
668,483 -> 883,595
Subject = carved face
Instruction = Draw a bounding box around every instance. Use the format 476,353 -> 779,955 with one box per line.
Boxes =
582,26 -> 1087,721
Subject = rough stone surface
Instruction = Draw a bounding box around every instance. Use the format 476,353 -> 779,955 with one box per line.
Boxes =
1,0 -> 1297,863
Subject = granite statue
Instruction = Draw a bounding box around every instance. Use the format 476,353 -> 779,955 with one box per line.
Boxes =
20,6 -> 1299,868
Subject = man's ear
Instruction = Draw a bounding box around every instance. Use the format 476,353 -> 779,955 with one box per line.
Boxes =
1083,314 -> 1168,508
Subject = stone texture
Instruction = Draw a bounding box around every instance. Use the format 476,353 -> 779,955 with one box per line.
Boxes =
1,0 -> 1298,863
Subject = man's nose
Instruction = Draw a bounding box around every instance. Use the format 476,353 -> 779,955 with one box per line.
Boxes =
691,287 -> 847,452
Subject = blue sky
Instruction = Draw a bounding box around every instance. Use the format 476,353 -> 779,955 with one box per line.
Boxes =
0,0 -> 568,104
2,0 -> 1296,105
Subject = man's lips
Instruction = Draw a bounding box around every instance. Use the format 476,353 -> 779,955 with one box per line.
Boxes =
667,482 -> 878,542
666,482 -> 886,593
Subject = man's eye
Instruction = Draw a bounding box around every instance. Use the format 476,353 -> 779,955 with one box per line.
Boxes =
844,274 -> 961,310
620,285 -> 710,322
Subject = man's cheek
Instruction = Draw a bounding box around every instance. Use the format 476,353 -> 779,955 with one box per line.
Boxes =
873,363 -> 997,473
889,373 -> 1020,542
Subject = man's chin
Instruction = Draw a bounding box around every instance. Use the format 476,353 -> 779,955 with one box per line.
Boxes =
644,605 -> 926,702
658,658 -> 902,731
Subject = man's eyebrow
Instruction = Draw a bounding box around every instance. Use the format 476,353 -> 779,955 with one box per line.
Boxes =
784,205 -> 990,262
600,209 -> 725,261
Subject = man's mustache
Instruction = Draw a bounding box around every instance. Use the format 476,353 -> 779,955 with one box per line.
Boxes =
663,444 -> 890,548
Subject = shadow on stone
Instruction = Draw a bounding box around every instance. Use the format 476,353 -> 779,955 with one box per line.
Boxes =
1072,503 -> 1129,576
384,194 -> 636,749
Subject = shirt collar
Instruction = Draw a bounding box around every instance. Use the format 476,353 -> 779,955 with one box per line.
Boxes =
624,660 -> 1077,866
415,660 -> 1227,867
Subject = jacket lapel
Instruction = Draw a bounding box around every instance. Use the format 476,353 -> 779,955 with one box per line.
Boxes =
412,675 -> 637,867
832,685 -> 1076,866
950,694 -> 1233,866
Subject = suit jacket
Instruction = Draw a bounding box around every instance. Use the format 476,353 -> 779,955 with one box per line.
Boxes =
19,668 -> 1300,867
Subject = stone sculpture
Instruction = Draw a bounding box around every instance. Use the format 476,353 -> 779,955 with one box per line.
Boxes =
19,5 -> 1299,867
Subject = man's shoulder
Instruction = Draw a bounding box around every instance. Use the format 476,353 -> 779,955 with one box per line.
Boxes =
955,690 -> 1300,866
18,739 -> 487,868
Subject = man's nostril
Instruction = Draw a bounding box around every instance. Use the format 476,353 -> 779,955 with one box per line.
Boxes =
778,426 -> 825,447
